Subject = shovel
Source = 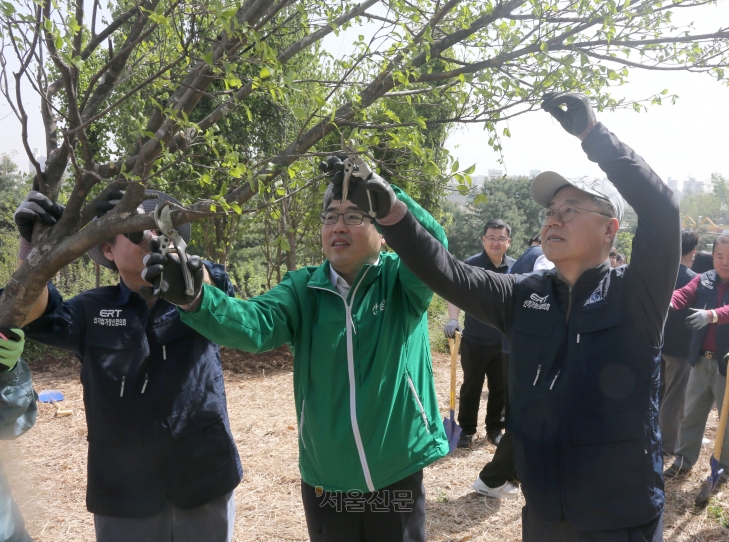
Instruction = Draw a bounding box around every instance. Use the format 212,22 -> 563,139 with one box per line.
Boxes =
694,362 -> 729,505
38,389 -> 73,417
443,331 -> 462,453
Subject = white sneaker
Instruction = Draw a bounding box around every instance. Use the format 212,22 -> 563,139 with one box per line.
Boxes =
472,477 -> 519,499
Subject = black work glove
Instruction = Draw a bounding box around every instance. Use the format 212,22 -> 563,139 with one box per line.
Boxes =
95,189 -> 127,217
320,155 -> 396,219
140,237 -> 204,306
13,191 -> 65,242
541,91 -> 596,137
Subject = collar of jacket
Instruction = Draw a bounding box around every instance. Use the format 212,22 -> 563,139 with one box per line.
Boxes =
547,260 -> 612,306
480,251 -> 513,271
308,258 -> 383,297
115,280 -> 135,306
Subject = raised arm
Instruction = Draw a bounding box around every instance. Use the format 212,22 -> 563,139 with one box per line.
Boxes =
582,123 -> 681,346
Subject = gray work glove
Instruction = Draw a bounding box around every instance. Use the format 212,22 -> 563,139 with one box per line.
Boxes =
140,237 -> 204,306
13,191 -> 65,242
685,308 -> 711,330
443,319 -> 462,338
95,189 -> 127,217
320,155 -> 396,219
541,92 -> 596,137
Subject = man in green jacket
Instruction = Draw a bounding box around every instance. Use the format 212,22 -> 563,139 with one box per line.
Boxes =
141,169 -> 449,542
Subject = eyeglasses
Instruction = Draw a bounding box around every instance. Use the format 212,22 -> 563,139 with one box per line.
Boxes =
538,204 -> 613,226
483,236 -> 509,244
319,211 -> 374,226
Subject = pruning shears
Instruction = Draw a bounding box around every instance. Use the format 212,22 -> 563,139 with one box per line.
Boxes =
338,135 -> 374,214
153,203 -> 194,298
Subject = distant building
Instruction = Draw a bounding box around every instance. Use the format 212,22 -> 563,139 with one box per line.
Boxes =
683,177 -> 705,195
529,170 -> 542,179
487,168 -> 503,180
667,177 -> 679,193
29,148 -> 46,173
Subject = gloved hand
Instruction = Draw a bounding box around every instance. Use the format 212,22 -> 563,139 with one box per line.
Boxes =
13,191 -> 65,242
320,155 -> 396,219
541,92 -> 596,138
443,319 -> 462,338
686,308 -> 711,330
140,238 -> 204,306
0,328 -> 25,371
95,189 -> 127,217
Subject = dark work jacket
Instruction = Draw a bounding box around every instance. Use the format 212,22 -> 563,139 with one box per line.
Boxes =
461,252 -> 514,346
510,246 -> 544,275
687,270 -> 729,376
380,123 -> 680,530
509,265 -> 663,530
662,264 -> 697,358
19,262 -> 242,517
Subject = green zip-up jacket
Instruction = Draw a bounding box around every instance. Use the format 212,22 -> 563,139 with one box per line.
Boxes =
180,187 -> 449,492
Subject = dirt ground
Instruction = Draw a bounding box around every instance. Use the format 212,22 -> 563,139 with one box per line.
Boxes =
2,347 -> 728,541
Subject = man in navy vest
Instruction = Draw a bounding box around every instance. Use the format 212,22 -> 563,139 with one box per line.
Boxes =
659,229 -> 697,458
7,190 -> 242,542
665,235 -> 729,478
443,219 -> 514,450
336,91 -> 679,541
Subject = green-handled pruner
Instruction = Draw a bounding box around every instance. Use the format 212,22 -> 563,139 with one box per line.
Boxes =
153,203 -> 194,298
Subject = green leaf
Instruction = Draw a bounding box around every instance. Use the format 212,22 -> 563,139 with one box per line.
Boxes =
473,194 -> 488,205
293,107 -> 307,120
230,203 -> 242,214
464,164 -> 476,175
260,66 -> 272,80
451,160 -> 460,173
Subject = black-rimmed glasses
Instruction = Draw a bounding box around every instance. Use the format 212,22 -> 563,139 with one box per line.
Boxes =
538,204 -> 613,226
319,211 -> 374,226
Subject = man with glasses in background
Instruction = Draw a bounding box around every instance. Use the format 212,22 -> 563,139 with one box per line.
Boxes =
145,172 -> 450,542
328,92 -> 678,541
443,220 -> 514,456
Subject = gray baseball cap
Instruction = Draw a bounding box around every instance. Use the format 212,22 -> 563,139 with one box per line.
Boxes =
88,190 -> 191,270
530,172 -> 624,223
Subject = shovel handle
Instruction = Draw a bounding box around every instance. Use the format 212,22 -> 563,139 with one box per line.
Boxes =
714,366 -> 729,462
447,331 -> 461,411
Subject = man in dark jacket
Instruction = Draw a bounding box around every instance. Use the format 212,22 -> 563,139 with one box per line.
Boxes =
334,91 -> 679,541
665,235 -> 729,478
659,229 -> 698,457
444,219 -> 514,450
7,191 -> 241,542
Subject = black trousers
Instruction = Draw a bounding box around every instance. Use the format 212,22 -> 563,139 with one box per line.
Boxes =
301,470 -> 425,542
478,353 -> 517,487
458,340 -> 505,435
522,507 -> 664,542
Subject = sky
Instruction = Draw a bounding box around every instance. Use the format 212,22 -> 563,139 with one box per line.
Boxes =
1,2 -> 728,190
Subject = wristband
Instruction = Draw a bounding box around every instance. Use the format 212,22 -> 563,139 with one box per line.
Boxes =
711,310 -> 718,324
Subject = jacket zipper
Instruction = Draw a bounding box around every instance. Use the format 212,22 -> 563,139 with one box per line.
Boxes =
298,400 -> 306,449
308,267 -> 375,491
407,376 -> 430,433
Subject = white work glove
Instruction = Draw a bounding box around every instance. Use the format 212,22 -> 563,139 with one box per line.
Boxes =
685,308 -> 711,330
443,319 -> 462,338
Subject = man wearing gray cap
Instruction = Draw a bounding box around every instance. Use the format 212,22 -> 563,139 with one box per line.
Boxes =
325,92 -> 679,540
6,190 -> 241,542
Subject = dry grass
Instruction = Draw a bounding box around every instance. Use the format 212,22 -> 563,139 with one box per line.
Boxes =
1,348 -> 727,541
